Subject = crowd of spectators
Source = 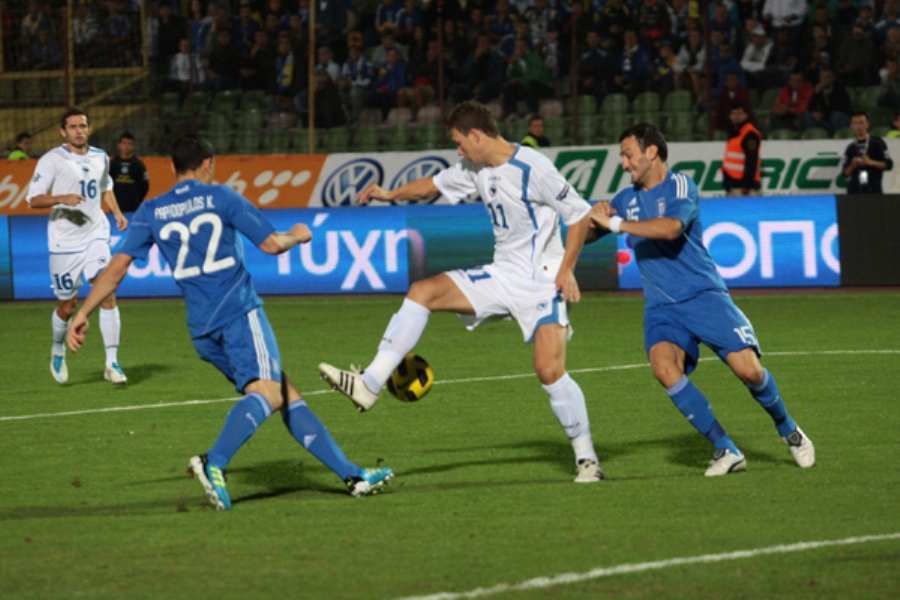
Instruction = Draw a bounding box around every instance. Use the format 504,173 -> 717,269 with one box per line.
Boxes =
3,0 -> 900,137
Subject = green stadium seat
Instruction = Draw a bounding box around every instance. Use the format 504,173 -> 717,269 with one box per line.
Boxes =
543,116 -> 567,146
859,86 -> 881,109
757,88 -> 780,113
234,130 -> 261,154
663,90 -> 692,113
871,125 -> 892,137
576,95 -> 598,115
833,127 -> 855,139
601,93 -> 629,114
353,125 -> 381,152
385,124 -> 409,150
665,111 -> 694,141
712,129 -> 729,141
207,130 -> 233,153
601,113 -> 631,143
324,127 -> 350,152
210,89 -> 241,113
237,109 -> 265,131
414,122 -> 442,150
632,91 -> 660,113
503,118 -> 528,143
634,111 -> 663,129
240,90 -> 267,111
768,128 -> 799,140
574,114 -> 600,145
264,128 -> 292,153
801,127 -> 830,140
208,112 -> 232,134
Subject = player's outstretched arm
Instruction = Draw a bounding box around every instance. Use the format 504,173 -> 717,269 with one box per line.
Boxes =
586,202 -> 615,244
28,193 -> 87,209
68,253 -> 134,352
258,223 -> 313,255
102,190 -> 129,231
557,214 -> 591,303
356,177 -> 439,205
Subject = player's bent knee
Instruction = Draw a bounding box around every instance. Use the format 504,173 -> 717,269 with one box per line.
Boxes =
651,363 -> 683,388
245,379 -> 284,411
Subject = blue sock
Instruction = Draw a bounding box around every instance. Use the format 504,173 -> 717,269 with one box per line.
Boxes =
667,376 -> 741,455
207,393 -> 272,468
748,368 -> 796,437
282,401 -> 359,480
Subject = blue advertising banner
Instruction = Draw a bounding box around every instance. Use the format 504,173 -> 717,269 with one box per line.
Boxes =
0,216 -> 11,299
617,195 -> 840,289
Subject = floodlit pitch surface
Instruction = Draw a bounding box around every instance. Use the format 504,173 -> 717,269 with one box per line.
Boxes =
1,292 -> 898,599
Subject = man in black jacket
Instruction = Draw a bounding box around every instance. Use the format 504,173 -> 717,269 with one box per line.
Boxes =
110,132 -> 149,213
842,111 -> 894,194
800,67 -> 852,135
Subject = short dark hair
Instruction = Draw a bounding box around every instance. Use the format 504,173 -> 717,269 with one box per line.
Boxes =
730,102 -> 749,113
118,131 -> 135,142
528,113 -> 543,126
171,134 -> 214,175
15,132 -> 31,143
446,101 -> 500,138
619,123 -> 668,162
60,107 -> 90,129
851,109 -> 868,120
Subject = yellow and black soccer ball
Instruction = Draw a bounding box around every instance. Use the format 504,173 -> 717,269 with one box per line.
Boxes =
386,353 -> 434,402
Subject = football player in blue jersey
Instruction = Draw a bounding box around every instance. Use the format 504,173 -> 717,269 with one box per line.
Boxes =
586,124 -> 815,476
67,134 -> 393,509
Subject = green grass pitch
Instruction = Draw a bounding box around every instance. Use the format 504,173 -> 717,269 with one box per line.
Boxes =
1,291 -> 898,599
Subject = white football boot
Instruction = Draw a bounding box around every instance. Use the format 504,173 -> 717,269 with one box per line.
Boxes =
318,363 -> 380,412
104,362 -> 128,385
782,426 -> 815,468
704,448 -> 747,476
574,459 -> 606,483
50,352 -> 68,384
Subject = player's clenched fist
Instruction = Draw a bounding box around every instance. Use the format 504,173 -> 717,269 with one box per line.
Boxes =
290,223 -> 312,243
357,183 -> 389,205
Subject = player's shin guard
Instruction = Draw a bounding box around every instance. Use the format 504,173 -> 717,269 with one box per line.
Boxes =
52,310 -> 69,355
99,307 -> 121,364
747,368 -> 796,437
667,376 -> 740,455
207,393 -> 272,468
543,373 -> 599,464
281,400 -> 357,480
362,298 -> 431,394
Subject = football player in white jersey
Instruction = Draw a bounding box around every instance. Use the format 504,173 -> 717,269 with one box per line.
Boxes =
27,108 -> 130,385
319,101 -> 605,483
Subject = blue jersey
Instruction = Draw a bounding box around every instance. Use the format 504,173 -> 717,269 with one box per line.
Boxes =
120,179 -> 275,337
609,170 -> 727,307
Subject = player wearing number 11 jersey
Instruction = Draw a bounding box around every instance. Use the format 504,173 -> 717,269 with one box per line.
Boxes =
27,108 -> 129,385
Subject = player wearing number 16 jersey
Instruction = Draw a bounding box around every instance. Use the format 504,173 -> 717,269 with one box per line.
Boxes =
319,101 -> 606,483
26,107 -> 129,385
67,134 -> 392,509
587,124 -> 815,476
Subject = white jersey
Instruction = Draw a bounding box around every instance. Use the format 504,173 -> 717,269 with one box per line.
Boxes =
433,145 -> 591,282
27,145 -> 114,253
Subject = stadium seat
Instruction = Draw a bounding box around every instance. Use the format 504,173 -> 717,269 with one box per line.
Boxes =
539,99 -> 565,118
240,90 -> 266,111
663,90 -> 692,113
871,125 -> 892,137
757,88 -> 780,113
264,128 -> 292,153
386,107 -> 413,125
601,113 -> 631,143
601,93 -> 629,114
234,130 -> 261,154
237,109 -> 265,131
503,118 -> 528,142
414,122 -> 442,150
354,125 -> 381,151
665,111 -> 694,141
859,86 -> 881,109
385,124 -> 410,150
632,91 -> 660,113
801,127 -> 830,140
833,126 -> 855,139
768,128 -> 799,140
577,95 -> 598,115
544,116 -> 568,146
211,90 -> 241,113
870,106 -> 894,128
324,127 -> 350,153
416,105 -> 442,123
712,129 -> 729,141
357,108 -> 382,125
207,130 -> 233,153
485,100 -> 503,120
574,114 -> 600,145
161,92 -> 181,117
208,112 -> 232,134
634,111 -> 663,129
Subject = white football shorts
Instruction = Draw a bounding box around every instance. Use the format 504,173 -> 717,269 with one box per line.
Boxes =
446,263 -> 572,343
48,239 -> 112,300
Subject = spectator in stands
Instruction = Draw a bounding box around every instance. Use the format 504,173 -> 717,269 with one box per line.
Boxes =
712,41 -> 745,96
407,24 -> 428,66
542,28 -> 562,79
103,0 -> 133,66
286,13 -> 310,59
599,0 -> 632,51
375,0 -> 402,37
503,37 -> 553,119
807,5 -> 842,50
18,1 -> 48,53
465,9 -> 489,49
487,0 -> 516,45
647,38 -> 676,96
234,1 -> 259,55
668,0 -> 690,43
158,2 -> 184,67
761,0 -> 806,35
450,33 -> 505,105
715,70 -> 754,131
741,23 -> 773,90
673,28 -> 706,101
314,45 -> 342,82
876,0 -> 900,46
190,0 -> 214,52
297,0 -> 311,27
771,70 -> 812,131
266,0 -> 289,26
803,24 -> 836,83
525,0 -> 559,47
712,3 -> 742,55
268,33 -> 299,113
1,1 -> 16,70
371,47 -> 411,119
167,37 -> 206,102
500,19 -> 533,60
110,132 -> 149,214
879,58 -> 900,109
440,18 -> 469,73
371,31 -> 408,70
883,27 -> 900,63
842,110 -> 894,194
856,5 -> 875,32
19,26 -> 61,70
206,28 -> 243,92
800,67 -> 851,134
315,0 -> 347,54
405,39 -> 445,114
836,0 -> 859,28
838,21 -> 877,87
611,29 -> 650,99
722,102 -> 762,196
638,0 -> 671,48
521,114 -> 551,148
8,132 -> 32,161
579,30 -> 610,102
262,12 -> 283,45
761,27 -> 799,90
298,71 -> 347,128
561,0 -> 591,60
886,110 -> 900,138
338,42 -> 375,123
241,29 -> 274,91
395,0 -> 423,45
72,4 -> 100,68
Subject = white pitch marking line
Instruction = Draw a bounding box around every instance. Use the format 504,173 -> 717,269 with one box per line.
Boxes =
393,532 -> 900,600
1,349 -> 897,423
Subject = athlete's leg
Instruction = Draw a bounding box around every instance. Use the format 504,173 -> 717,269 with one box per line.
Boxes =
361,273 -> 475,394
205,378 -> 279,469
726,348 -> 797,437
53,297 -> 78,352
534,324 -> 600,466
650,341 -> 741,456
98,292 -> 122,368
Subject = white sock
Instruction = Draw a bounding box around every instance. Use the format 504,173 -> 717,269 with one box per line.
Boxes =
52,310 -> 69,355
543,373 -> 598,464
100,307 -> 121,364
362,298 -> 430,393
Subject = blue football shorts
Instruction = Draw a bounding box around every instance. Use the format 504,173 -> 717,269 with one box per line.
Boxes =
192,307 -> 282,393
644,290 -> 761,374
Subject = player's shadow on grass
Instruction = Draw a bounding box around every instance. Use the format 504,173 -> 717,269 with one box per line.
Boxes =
64,363 -> 171,386
596,433 -> 786,472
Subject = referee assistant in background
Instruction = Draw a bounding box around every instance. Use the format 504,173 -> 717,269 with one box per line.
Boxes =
110,132 -> 149,212
721,103 -> 762,196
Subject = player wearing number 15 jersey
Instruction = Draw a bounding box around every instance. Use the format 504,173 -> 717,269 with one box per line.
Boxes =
319,101 -> 606,483
587,124 -> 815,476
26,107 -> 129,385
67,134 -> 393,509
